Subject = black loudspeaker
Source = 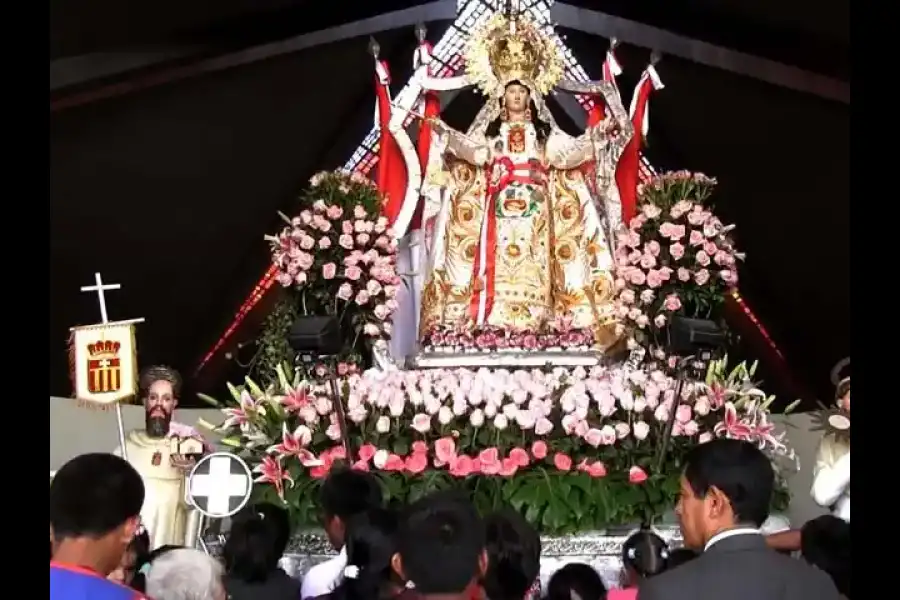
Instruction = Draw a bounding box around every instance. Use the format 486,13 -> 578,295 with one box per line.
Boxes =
287,316 -> 342,355
668,316 -> 727,355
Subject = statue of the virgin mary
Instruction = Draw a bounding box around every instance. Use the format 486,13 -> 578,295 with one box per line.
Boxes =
415,13 -> 633,350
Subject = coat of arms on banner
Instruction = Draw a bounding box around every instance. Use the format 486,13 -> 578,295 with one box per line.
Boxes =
68,321 -> 139,405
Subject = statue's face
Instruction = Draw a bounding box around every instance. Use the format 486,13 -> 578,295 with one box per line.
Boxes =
145,379 -> 177,438
503,83 -> 530,114
839,390 -> 850,413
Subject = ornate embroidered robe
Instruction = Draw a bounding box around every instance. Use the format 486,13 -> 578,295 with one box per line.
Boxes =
420,118 -> 622,347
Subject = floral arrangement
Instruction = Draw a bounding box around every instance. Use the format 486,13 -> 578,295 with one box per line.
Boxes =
614,171 -> 743,360
208,358 -> 793,533
252,171 -> 400,380
421,322 -> 597,353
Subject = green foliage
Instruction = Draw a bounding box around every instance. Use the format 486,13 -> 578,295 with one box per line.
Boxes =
250,467 -> 682,535
250,296 -> 299,387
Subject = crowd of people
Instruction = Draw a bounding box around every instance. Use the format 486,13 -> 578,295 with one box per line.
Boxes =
49,438 -> 849,600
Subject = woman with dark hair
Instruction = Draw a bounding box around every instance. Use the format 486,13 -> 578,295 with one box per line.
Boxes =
224,504 -> 300,600
608,530 -> 671,600
546,563 -> 607,600
320,507 -> 408,600
109,530 -> 150,589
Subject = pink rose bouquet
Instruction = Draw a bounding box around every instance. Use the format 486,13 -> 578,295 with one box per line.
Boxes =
614,171 -> 743,361
257,171 -> 400,377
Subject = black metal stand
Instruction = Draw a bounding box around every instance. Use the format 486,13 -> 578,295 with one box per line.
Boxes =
653,356 -> 692,474
326,356 -> 354,462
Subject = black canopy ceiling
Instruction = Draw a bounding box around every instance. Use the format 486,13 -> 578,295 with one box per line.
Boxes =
49,0 -> 849,407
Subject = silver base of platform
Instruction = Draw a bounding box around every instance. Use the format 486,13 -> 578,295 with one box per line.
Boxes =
270,525 -> 681,591
410,349 -> 608,369
270,513 -> 788,589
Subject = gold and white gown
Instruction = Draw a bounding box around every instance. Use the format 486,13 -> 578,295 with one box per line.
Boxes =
419,114 -> 627,347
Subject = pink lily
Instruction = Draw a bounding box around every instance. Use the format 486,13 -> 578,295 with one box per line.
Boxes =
280,386 -> 312,414
706,382 -> 730,409
751,412 -> 784,451
266,423 -> 322,468
714,402 -> 753,440
221,390 -> 264,430
253,455 -> 294,500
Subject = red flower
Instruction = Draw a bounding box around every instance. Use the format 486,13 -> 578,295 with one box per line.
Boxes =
628,466 -> 648,484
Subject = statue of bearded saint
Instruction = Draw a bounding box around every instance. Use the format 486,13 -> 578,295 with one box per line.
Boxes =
811,376 -> 851,522
114,366 -> 206,549
420,79 -> 630,346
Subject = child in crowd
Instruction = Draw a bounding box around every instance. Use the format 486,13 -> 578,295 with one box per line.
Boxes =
394,491 -> 488,600
323,507 -> 410,600
546,563 -> 608,600
480,507 -> 541,600
609,530 -> 671,600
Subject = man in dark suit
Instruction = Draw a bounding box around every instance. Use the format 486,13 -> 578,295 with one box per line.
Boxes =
638,439 -> 839,600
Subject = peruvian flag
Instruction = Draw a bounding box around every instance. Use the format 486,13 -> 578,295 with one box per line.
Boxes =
615,63 -> 664,224
374,59 -> 408,227
586,48 -> 623,127
410,41 -> 441,233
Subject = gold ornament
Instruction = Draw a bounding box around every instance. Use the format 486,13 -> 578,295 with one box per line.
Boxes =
464,13 -> 564,98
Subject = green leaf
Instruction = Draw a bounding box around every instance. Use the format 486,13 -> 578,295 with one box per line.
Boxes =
196,393 -> 221,407
226,382 -> 243,403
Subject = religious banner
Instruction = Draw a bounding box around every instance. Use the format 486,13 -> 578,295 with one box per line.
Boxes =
68,321 -> 139,405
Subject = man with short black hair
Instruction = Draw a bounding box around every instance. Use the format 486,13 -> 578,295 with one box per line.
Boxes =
638,439 -> 839,600
393,491 -> 488,598
481,507 -> 541,600
300,467 -> 383,599
50,453 -> 148,600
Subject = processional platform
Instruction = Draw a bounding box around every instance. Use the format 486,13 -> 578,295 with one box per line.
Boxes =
409,348 -> 618,369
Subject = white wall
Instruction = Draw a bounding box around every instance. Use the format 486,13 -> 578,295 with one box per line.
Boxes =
48,398 -> 827,525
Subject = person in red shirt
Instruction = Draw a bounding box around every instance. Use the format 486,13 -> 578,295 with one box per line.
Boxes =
50,453 -> 148,600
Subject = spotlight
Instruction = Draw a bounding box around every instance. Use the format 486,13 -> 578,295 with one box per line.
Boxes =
286,315 -> 352,460
287,316 -> 343,356
668,316 -> 727,355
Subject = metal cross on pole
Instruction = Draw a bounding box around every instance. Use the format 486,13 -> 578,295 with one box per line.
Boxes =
80,272 -> 122,324
79,272 -> 132,459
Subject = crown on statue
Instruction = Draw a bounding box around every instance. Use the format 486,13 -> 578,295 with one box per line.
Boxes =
87,339 -> 121,358
464,13 -> 564,97
488,29 -> 541,87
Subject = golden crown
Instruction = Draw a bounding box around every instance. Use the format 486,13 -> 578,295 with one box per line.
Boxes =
464,13 -> 564,97
87,339 -> 121,358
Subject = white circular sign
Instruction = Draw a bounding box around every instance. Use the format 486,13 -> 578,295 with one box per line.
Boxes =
187,452 -> 253,519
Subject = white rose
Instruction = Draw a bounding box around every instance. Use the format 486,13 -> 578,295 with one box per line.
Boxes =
373,449 -> 389,469
493,414 -> 509,431
375,416 -> 391,434
469,409 -> 485,427
438,406 -> 454,425
633,420 -> 650,440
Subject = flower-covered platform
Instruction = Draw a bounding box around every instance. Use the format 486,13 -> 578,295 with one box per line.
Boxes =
203,168 -> 797,568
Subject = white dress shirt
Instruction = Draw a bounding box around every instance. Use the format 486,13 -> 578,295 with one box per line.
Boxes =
300,546 -> 347,600
704,527 -> 760,551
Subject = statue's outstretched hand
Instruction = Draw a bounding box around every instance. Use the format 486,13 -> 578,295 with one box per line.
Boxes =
428,118 -> 446,135
170,454 -> 198,473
